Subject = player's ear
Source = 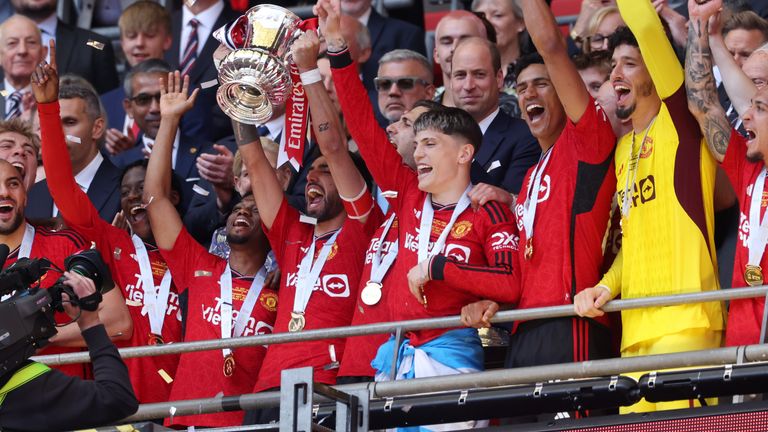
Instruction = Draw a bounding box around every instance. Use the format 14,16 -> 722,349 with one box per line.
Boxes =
457,142 -> 474,164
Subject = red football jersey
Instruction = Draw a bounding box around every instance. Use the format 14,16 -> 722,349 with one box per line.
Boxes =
338,211 -> 399,378
722,130 -> 768,346
161,227 -> 278,427
512,98 -> 616,329
332,60 -> 520,347
39,100 -> 183,403
6,226 -> 88,378
255,199 -> 380,391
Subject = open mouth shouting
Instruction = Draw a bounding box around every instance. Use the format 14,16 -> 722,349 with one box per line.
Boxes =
306,184 -> 326,212
0,199 -> 15,221
525,103 -> 546,124
9,162 -> 25,179
232,215 -> 251,229
417,163 -> 433,181
613,83 -> 631,106
127,203 -> 148,226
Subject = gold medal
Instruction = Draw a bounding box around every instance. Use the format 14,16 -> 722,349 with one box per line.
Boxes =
524,238 -> 533,260
223,353 -> 236,377
288,311 -> 306,332
745,265 -> 764,287
147,333 -> 164,345
361,281 -> 383,306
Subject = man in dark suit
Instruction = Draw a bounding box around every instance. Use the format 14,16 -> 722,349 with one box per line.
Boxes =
26,79 -> 121,223
165,0 -> 239,142
11,0 -> 119,95
0,15 -> 48,121
341,0 -> 426,123
451,37 -> 539,199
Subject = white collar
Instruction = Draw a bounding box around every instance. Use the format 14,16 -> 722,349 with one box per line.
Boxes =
478,108 -> 500,135
182,0 -> 225,30
357,7 -> 373,26
261,114 -> 285,141
74,152 -> 104,191
143,131 -> 180,168
37,13 -> 58,38
3,79 -> 30,95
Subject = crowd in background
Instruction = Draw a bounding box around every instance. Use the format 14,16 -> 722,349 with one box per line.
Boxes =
1,0 -> 768,427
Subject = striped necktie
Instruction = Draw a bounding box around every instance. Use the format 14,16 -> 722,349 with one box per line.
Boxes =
180,18 -> 200,76
5,92 -> 22,120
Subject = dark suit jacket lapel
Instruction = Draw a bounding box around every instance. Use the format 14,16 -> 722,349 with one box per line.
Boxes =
189,6 -> 237,84
167,10 -> 183,67
367,9 -> 386,48
174,135 -> 202,179
86,159 -> 119,215
0,83 -> 6,115
475,112 -> 508,169
55,21 -> 77,74
30,181 -> 55,217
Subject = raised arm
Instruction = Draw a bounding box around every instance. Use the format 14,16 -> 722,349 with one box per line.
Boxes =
32,41 -> 103,232
686,0 -> 730,162
291,30 -> 372,223
144,72 -> 198,250
236,124 -> 285,231
709,13 -> 758,117
617,0 -> 683,99
521,0 -> 590,122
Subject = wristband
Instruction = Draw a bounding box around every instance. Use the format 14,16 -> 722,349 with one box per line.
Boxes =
300,68 -> 322,85
340,183 -> 374,220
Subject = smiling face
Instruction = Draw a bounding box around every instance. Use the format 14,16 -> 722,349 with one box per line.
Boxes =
0,131 -> 37,191
120,26 -> 172,67
610,44 -> 656,122
472,0 -> 524,52
0,15 -> 47,88
124,72 -> 165,139
0,160 -> 26,236
376,60 -> 434,123
226,195 -> 264,245
516,62 -> 566,145
450,39 -> 503,121
413,128 -> 474,195
305,156 -> 345,222
120,165 -> 152,240
741,87 -> 768,165
385,105 -> 429,170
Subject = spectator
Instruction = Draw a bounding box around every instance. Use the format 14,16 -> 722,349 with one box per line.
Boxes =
569,0 -> 617,53
116,58 -> 226,216
102,0 -> 173,157
574,0 -> 724,413
11,0 -> 119,94
471,0 -> 526,88
0,15 -> 47,123
26,69 -> 123,224
450,37 -> 540,196
584,6 -> 624,53
432,11 -> 488,109
573,51 -> 612,99
375,50 -> 435,124
166,0 -> 239,142
722,10 -> 768,68
143,72 -> 278,427
340,0 -> 426,124
0,118 -> 39,190
463,0 -> 617,389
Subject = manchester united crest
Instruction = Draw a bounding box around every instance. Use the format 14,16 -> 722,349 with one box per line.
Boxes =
451,221 -> 472,239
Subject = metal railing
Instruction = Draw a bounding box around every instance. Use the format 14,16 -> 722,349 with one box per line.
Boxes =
33,285 -> 768,365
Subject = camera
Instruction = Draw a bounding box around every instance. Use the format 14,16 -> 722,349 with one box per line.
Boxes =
0,248 -> 112,377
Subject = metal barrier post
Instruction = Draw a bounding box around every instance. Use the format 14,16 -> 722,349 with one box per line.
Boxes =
280,367 -> 314,432
389,326 -> 403,381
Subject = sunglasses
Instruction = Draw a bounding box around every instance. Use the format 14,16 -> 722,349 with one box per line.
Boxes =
374,76 -> 429,92
130,92 -> 162,107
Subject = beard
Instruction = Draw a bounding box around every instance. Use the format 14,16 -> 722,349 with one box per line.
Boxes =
746,151 -> 764,164
226,231 -> 250,245
15,1 -> 56,21
0,212 -> 24,236
616,103 -> 635,120
307,195 -> 345,222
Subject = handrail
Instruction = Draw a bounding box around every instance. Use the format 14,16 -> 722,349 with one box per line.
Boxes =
33,286 -> 768,365
124,342 -> 768,421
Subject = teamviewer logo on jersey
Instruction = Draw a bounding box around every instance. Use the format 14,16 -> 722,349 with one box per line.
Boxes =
445,244 -> 471,263
322,274 -> 350,297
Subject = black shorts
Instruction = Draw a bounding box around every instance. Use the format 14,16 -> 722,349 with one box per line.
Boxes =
505,317 -> 616,368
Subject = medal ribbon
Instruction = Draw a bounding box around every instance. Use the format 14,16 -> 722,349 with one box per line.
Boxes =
369,213 -> 398,284
18,223 -> 35,258
748,168 -> 768,267
293,229 -> 341,316
621,117 -> 657,219
220,263 -> 266,359
417,186 -> 472,263
131,235 -> 172,337
522,147 -> 553,240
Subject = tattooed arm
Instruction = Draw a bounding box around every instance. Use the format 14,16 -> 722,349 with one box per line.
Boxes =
685,0 -> 730,162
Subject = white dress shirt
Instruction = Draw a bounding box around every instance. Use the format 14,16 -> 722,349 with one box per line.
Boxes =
478,108 -> 500,135
52,152 -> 103,217
2,80 -> 30,117
356,7 -> 373,26
180,1 -> 225,60
143,131 -> 181,169
37,13 -> 58,63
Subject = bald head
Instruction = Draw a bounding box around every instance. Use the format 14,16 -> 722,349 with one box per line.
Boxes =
0,15 -> 47,89
434,11 -> 488,77
743,48 -> 768,89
